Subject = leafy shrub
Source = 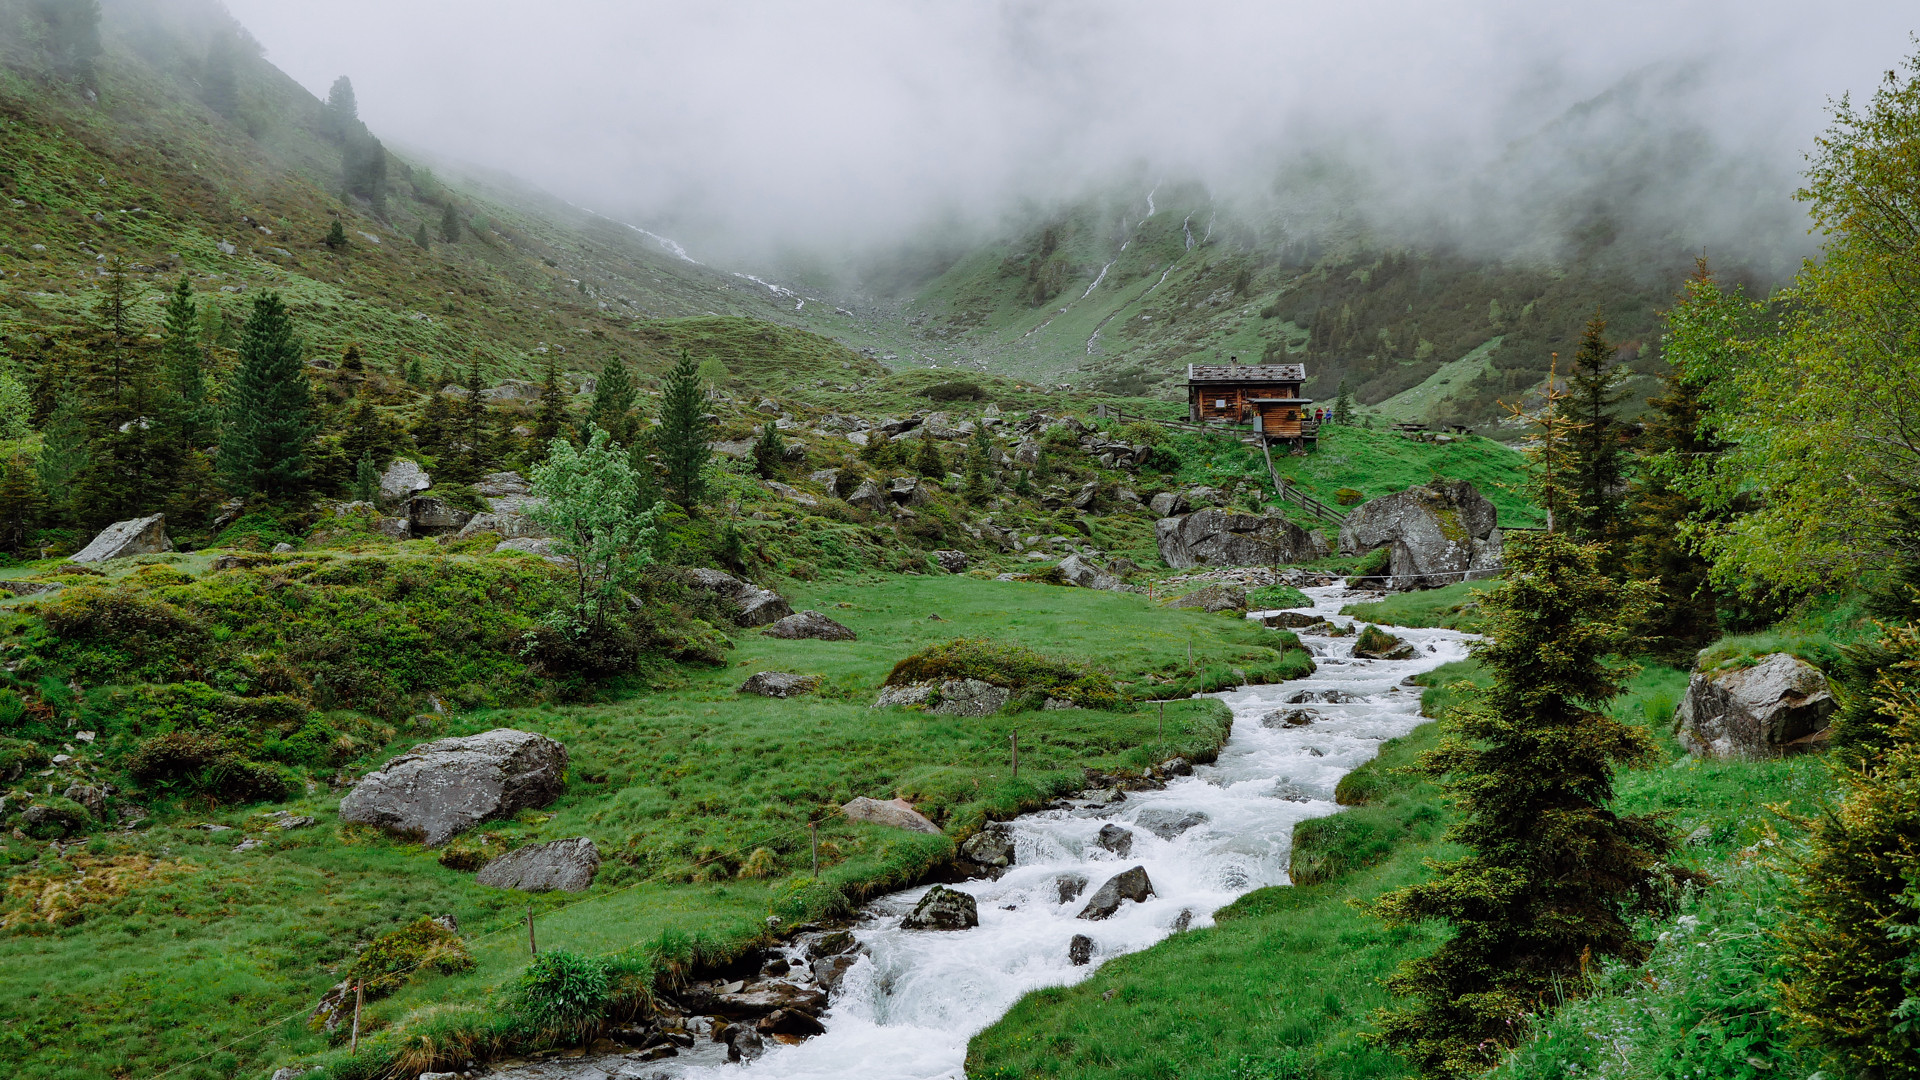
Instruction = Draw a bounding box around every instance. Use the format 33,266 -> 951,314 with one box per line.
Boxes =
922,380 -> 987,402
520,621 -> 641,680
510,948 -> 611,1040
124,731 -> 295,804
36,587 -> 211,683
112,682 -> 310,740
343,916 -> 476,1000
15,796 -> 90,839
129,565 -> 195,588
885,637 -> 1120,710
0,735 -> 49,780
211,512 -> 301,551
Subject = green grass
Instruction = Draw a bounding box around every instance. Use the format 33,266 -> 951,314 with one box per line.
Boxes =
1341,579 -> 1501,632
0,571 -> 1310,1080
1269,425 -> 1540,528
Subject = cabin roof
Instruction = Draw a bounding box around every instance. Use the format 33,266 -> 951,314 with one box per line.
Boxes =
1187,363 -> 1307,384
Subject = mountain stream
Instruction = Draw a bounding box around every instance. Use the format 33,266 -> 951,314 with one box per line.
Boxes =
496,585 -> 1473,1080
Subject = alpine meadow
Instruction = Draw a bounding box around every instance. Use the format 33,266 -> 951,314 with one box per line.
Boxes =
1,3 -> 1918,1080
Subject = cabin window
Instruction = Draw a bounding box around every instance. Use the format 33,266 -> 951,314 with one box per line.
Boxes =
1214,399 -> 1226,409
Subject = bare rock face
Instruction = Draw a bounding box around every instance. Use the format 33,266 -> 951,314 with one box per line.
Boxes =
930,678 -> 1010,717
379,458 -> 432,503
873,682 -> 935,709
71,514 -> 172,563
1096,824 -> 1134,857
739,671 -> 820,698
1261,611 -> 1323,628
1338,480 -> 1502,589
1148,491 -> 1190,518
901,884 -> 979,930
473,470 -> 529,497
1058,553 -> 1123,591
454,511 -> 548,541
888,476 -> 932,506
841,796 -> 941,834
1155,509 -> 1326,570
1677,653 -> 1836,758
475,837 -> 600,892
1078,865 -> 1155,920
1068,933 -> 1094,966
494,537 -> 563,561
338,728 -> 567,846
762,610 -> 857,641
932,549 -> 970,574
1135,809 -> 1209,839
959,822 -> 1016,872
1262,708 -> 1318,729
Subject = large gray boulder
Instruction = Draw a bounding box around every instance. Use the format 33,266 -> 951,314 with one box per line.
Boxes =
1168,583 -> 1248,613
842,796 -> 942,834
71,514 -> 172,563
1156,509 -> 1326,569
762,610 -> 857,640
1338,480 -> 1502,590
930,678 -> 1010,717
453,511 -> 548,541
845,479 -> 890,513
338,729 -> 567,846
1058,553 -> 1123,591
475,837 -> 600,892
685,568 -> 793,628
739,671 -> 820,698
901,884 -> 979,930
406,496 -> 474,537
379,459 -> 432,503
1078,865 -> 1155,920
1676,653 -> 1836,758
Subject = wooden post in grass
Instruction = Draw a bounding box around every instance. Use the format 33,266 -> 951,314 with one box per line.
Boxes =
1158,701 -> 1165,743
527,903 -> 537,957
1010,731 -> 1019,779
1187,643 -> 1193,670
350,980 -> 363,1054
810,821 -> 819,877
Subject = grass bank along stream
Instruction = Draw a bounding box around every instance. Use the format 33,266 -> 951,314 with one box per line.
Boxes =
0,571 -> 1307,1080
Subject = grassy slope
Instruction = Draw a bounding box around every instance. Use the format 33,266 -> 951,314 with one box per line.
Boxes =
1268,425 -> 1541,528
1340,580 -> 1502,633
969,634 -> 1837,1080
0,571 -> 1313,1080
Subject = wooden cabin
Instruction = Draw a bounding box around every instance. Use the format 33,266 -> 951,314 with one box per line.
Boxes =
1186,362 -> 1318,441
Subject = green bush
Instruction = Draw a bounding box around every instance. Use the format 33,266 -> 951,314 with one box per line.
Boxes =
885,637 -> 1120,709
35,587 -> 212,684
0,735 -> 49,780
509,948 -> 611,1040
342,916 -> 476,1002
124,731 -> 295,804
212,512 -> 301,552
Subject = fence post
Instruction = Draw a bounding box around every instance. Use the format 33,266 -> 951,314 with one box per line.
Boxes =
350,980 -> 363,1054
527,903 -> 537,957
1010,731 -> 1019,779
810,821 -> 818,877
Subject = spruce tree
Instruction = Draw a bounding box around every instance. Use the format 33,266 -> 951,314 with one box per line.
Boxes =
413,222 -> 430,250
412,389 -> 456,464
324,75 -> 358,139
1559,313 -> 1629,548
0,456 -> 42,553
455,355 -> 491,481
964,424 -> 994,504
158,275 -> 212,448
532,355 -> 568,449
656,350 -> 711,509
351,452 -> 379,503
339,340 -> 364,373
35,393 -> 88,517
914,435 -> 945,479
324,219 -> 348,251
1333,379 -> 1355,425
583,356 -> 638,447
752,420 -> 785,479
1779,622 -> 1920,1079
439,202 -> 462,244
217,291 -> 316,498
94,255 -> 135,342
1367,533 -> 1677,1078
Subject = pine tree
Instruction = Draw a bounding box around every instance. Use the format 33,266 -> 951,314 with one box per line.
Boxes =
324,219 -> 348,251
532,355 -> 568,449
338,399 -> 401,480
94,255 -> 135,342
78,370 -> 177,523
1509,353 -> 1581,534
1366,533 -> 1677,1078
158,275 -> 212,449
1626,262 -> 1730,661
339,340 -> 364,373
217,291 -> 316,498
404,356 -> 425,387
1559,313 -> 1629,548
0,456 -> 43,553
656,350 -> 711,509
583,356 -> 638,447
203,33 -> 238,119
752,420 -> 785,479
351,452 -> 379,503
412,389 -> 456,464
914,436 -> 945,479
439,202 -> 462,244
454,355 -> 492,481
1333,379 -> 1355,425
413,222 -> 430,250
323,75 -> 358,140
964,425 -> 993,504
35,393 -> 89,514
1779,622 -> 1920,1079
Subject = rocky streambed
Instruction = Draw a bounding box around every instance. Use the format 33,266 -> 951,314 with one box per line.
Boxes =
492,585 -> 1474,1080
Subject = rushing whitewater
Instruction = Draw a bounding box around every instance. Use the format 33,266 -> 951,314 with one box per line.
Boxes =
513,585 -> 1472,1080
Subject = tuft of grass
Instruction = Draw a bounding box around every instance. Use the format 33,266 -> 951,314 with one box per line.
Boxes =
1341,579 -> 1499,632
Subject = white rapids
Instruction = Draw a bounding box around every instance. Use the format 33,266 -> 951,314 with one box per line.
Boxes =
521,585 -> 1472,1080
